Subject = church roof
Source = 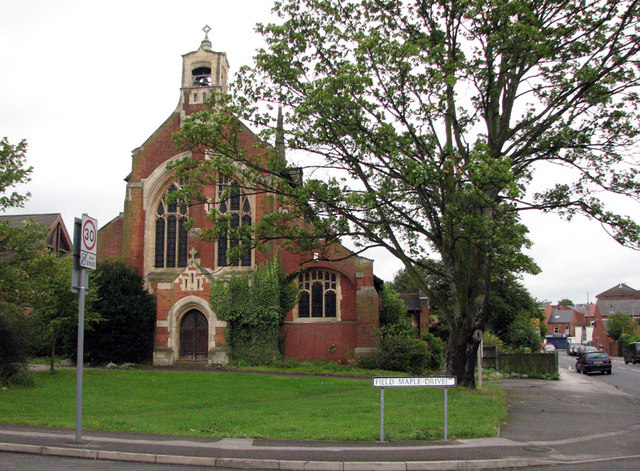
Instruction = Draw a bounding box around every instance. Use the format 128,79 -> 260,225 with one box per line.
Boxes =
596,283 -> 640,299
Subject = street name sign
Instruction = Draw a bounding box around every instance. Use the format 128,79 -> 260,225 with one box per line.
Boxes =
373,376 -> 456,388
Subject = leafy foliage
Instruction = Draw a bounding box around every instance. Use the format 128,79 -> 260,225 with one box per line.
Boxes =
377,332 -> 431,375
378,284 -> 411,327
0,137 -> 40,384
421,331 -> 445,371
392,261 -> 543,349
0,137 -> 32,210
606,312 -> 638,342
210,257 -> 298,365
30,255 -> 100,370
171,0 -> 640,386
0,308 -> 36,385
505,311 -> 542,351
83,261 -> 156,365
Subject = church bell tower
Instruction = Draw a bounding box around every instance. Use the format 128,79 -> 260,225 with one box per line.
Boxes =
177,25 -> 229,119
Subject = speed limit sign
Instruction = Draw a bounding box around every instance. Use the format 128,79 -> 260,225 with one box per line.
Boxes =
79,214 -> 98,270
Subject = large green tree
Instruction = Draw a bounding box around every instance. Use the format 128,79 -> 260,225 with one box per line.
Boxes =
172,0 -> 640,386
0,137 -> 37,384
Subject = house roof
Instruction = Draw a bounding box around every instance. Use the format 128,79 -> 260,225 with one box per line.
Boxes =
548,309 -> 574,324
398,293 -> 429,311
0,213 -> 72,256
597,298 -> 640,318
596,283 -> 640,299
0,213 -> 62,228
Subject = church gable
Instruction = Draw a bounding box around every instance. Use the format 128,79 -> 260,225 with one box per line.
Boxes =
175,248 -> 209,292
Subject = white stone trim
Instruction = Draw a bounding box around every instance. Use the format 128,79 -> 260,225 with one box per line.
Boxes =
141,152 -> 193,280
292,268 -> 343,322
166,295 -> 226,360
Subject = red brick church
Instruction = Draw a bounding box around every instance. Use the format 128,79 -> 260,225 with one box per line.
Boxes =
97,30 -> 380,366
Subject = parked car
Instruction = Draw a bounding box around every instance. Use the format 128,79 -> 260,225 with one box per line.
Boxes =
623,342 -> 640,364
576,345 -> 598,355
567,344 -> 580,356
576,351 -> 612,375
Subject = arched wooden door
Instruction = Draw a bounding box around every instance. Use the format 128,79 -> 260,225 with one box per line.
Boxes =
179,310 -> 208,359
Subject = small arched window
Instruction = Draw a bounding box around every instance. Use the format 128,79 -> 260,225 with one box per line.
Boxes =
298,269 -> 338,318
217,176 -> 252,267
154,184 -> 188,268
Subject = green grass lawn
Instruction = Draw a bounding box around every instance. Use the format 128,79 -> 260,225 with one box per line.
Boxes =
0,369 -> 506,441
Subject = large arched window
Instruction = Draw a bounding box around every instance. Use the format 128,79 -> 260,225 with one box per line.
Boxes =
297,269 -> 338,318
217,176 -> 252,267
154,184 -> 188,268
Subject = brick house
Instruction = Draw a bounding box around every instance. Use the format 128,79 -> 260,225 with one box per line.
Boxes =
592,283 -> 640,355
97,31 -> 380,366
397,292 -> 430,334
0,213 -> 72,257
542,304 -> 582,335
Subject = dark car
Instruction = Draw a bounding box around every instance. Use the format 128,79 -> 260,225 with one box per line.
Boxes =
576,351 -> 612,375
624,342 -> 640,364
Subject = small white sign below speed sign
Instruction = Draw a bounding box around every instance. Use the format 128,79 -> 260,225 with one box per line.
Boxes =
79,214 -> 98,270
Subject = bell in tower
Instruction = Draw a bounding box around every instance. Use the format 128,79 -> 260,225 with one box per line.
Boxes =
177,25 -> 229,117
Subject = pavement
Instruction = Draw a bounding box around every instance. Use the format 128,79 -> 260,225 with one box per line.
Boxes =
1,369 -> 640,470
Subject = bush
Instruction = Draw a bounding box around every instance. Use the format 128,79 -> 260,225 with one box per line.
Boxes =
377,334 -> 430,374
421,331 -> 444,371
379,284 -> 409,327
84,261 -> 156,365
506,312 -> 541,351
0,311 -> 35,385
225,324 -> 283,365
211,257 -> 298,366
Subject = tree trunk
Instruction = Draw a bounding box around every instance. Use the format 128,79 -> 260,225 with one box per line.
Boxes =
443,244 -> 492,387
447,320 -> 482,387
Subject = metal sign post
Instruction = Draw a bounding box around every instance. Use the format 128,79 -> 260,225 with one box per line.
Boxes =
373,376 -> 457,442
71,214 -> 97,443
474,329 -> 484,388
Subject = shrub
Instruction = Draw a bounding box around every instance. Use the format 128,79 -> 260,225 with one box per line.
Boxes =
377,333 -> 429,374
210,257 -> 298,366
379,284 -> 409,327
84,261 -> 156,365
421,331 -> 444,371
0,311 -> 36,385
506,311 -> 541,351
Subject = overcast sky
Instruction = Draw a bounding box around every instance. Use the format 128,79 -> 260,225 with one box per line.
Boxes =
1,0 -> 639,305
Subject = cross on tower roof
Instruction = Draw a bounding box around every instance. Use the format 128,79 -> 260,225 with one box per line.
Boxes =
203,25 -> 211,38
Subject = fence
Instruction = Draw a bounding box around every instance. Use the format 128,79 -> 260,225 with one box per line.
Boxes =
482,346 -> 558,376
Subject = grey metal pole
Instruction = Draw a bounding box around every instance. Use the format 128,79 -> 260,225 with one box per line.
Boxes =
443,387 -> 448,441
379,388 -> 385,442
477,337 -> 483,388
75,268 -> 87,443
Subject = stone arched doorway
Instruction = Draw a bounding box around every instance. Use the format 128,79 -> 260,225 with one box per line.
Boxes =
179,310 -> 208,360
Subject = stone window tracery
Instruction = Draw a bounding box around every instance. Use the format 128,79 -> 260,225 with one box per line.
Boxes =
297,269 -> 339,319
154,184 -> 188,268
217,176 -> 252,267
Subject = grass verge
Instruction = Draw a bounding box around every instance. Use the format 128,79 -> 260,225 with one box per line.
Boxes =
0,369 -> 506,441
